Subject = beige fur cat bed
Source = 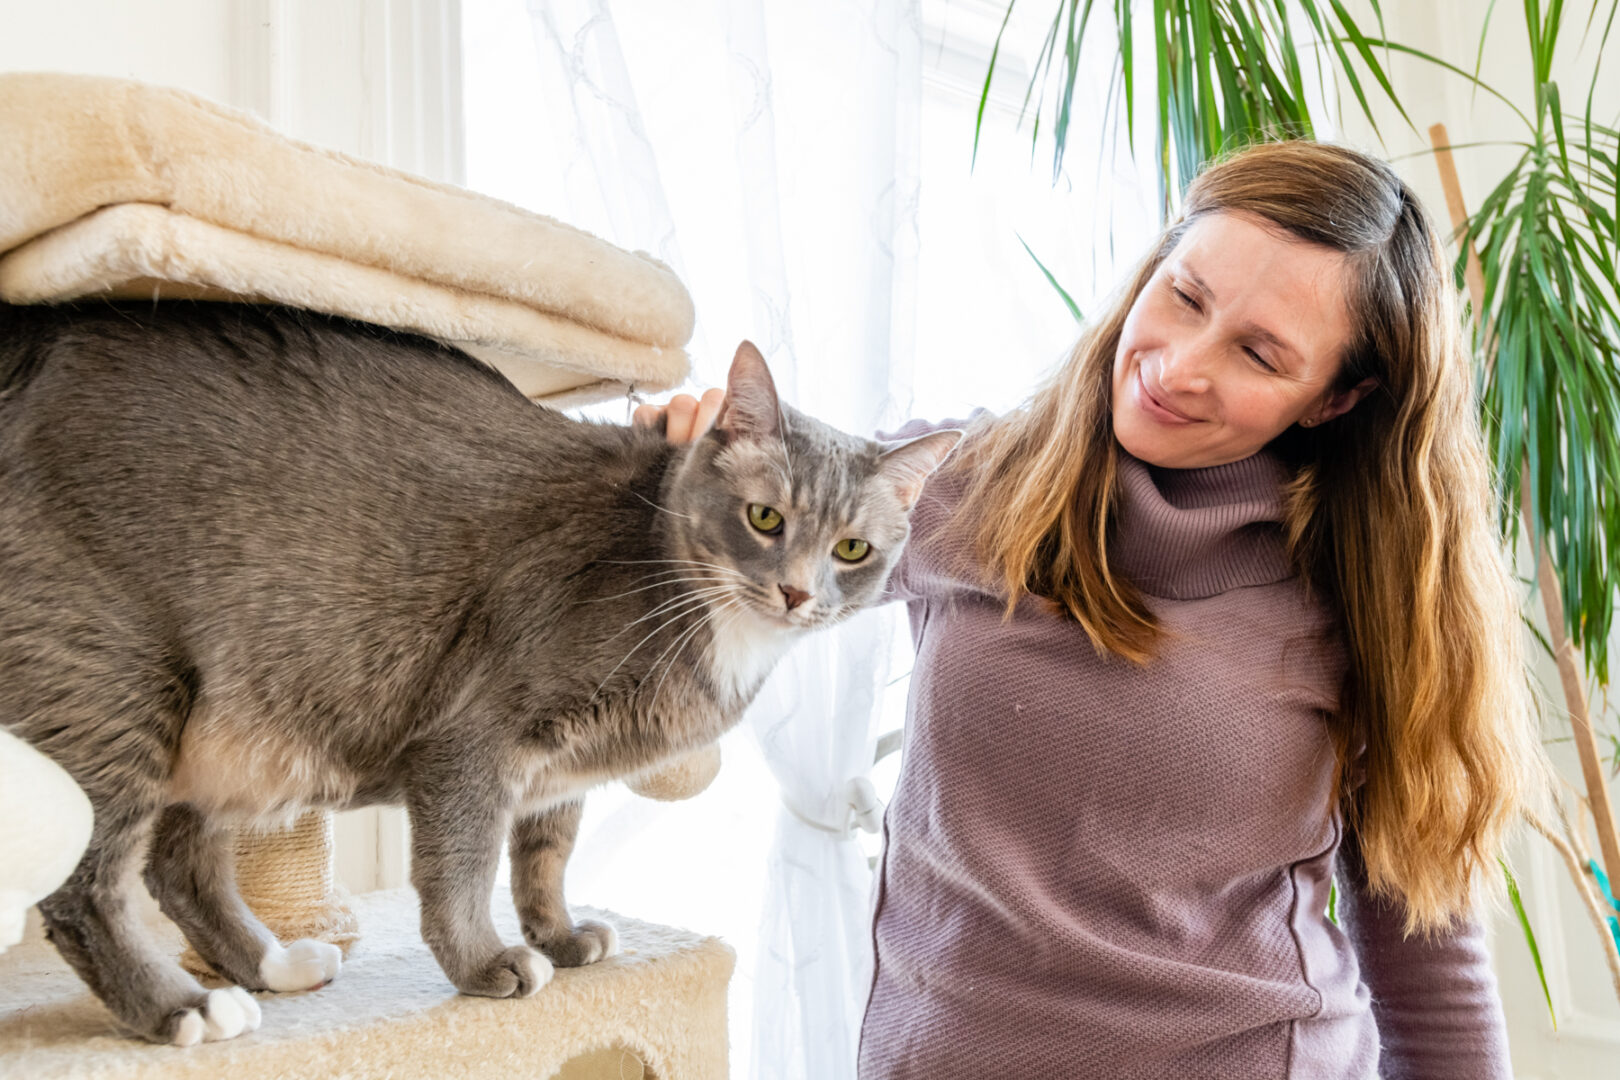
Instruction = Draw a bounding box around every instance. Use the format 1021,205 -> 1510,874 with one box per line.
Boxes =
0,72 -> 693,406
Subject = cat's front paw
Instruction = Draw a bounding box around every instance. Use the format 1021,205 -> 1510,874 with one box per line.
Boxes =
165,987 -> 263,1046
452,944 -> 554,998
259,938 -> 342,992
522,917 -> 620,967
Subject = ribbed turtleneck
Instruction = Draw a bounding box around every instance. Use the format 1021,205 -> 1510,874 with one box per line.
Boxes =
865,417 -> 1511,1080
1109,445 -> 1293,600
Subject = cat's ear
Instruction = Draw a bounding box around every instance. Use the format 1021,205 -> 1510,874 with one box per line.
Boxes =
877,429 -> 964,512
714,341 -> 783,444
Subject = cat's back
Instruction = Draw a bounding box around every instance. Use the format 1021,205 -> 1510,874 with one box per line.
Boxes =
0,301 -> 627,513
0,301 -> 660,599
0,300 -> 545,458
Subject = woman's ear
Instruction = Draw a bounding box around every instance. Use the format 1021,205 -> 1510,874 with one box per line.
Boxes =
1310,376 -> 1379,425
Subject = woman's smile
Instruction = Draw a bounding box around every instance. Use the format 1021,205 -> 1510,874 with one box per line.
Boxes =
1132,367 -> 1199,425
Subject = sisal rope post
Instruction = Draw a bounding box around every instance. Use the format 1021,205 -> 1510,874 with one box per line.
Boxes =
180,810 -> 359,979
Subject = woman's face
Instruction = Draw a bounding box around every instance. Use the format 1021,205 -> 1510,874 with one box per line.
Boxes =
1111,211 -> 1374,469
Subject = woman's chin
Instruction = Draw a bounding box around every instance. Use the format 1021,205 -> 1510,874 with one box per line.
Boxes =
1114,410 -> 1188,467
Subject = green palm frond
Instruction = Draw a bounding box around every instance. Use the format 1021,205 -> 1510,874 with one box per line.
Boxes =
1503,859 -> 1558,1030
1017,234 -> 1085,322
1459,0 -> 1620,680
973,1 -> 1408,209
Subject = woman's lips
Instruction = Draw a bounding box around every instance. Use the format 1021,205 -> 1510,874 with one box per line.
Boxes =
1136,369 -> 1197,424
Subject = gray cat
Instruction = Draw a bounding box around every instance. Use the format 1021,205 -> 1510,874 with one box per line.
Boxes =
0,301 -> 960,1045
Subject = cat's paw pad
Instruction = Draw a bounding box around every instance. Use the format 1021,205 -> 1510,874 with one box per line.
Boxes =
526,918 -> 620,967
167,987 -> 261,1045
457,945 -> 554,999
260,939 -> 342,991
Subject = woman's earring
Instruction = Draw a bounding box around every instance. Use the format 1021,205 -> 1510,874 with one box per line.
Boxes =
1301,418 -> 1315,427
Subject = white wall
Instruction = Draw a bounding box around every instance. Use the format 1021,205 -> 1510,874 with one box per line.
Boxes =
0,0 -> 239,104
1341,4 -> 1620,1077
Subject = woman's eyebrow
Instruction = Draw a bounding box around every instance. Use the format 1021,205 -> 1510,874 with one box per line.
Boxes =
1180,263 -> 1303,366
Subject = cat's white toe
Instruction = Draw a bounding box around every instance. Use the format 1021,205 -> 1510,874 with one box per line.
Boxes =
199,986 -> 259,1041
260,938 -> 342,991
229,987 -> 263,1031
171,1009 -> 205,1047
512,946 -> 554,997
585,919 -> 620,961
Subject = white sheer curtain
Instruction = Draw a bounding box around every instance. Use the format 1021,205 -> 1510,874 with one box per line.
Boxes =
721,4 -> 920,1078
466,1 -> 922,1075
462,1 -> 1153,1074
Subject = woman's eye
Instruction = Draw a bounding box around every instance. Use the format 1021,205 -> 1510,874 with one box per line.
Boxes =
748,504 -> 784,534
1171,284 -> 1199,311
833,538 -> 870,563
1244,347 -> 1275,372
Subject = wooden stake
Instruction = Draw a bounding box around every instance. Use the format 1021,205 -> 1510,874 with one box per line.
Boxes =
1429,122 -> 1620,893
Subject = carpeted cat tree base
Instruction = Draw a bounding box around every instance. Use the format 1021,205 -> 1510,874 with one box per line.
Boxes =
0,886 -> 734,1080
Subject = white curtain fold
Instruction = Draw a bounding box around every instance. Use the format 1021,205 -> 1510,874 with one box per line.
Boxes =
523,0 -> 685,273
717,4 -> 920,1077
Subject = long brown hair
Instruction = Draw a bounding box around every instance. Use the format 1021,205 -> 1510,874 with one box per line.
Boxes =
945,141 -> 1543,935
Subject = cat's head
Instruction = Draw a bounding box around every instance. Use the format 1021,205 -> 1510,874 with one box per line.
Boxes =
662,341 -> 961,631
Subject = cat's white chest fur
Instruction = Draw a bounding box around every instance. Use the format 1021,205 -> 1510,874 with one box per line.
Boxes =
705,605 -> 797,703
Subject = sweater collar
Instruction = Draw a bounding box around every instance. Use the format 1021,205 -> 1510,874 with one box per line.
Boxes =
1110,444 -> 1293,600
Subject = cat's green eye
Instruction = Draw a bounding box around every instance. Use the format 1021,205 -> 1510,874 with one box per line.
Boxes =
749,503 -> 784,534
834,538 -> 870,563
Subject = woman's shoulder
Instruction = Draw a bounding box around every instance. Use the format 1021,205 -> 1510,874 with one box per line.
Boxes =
874,407 -> 992,446
876,409 -> 990,523
874,410 -> 995,603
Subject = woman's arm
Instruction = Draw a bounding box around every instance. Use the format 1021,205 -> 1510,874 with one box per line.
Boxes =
1335,828 -> 1514,1080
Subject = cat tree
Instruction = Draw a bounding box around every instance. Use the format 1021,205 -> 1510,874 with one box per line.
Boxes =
0,72 -> 728,1077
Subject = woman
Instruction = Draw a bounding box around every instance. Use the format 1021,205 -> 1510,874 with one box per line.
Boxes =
638,141 -> 1543,1079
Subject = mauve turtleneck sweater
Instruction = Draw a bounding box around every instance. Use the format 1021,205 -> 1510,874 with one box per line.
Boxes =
858,417 -> 1512,1080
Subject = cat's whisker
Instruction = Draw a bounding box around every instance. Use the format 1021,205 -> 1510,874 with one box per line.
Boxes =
640,606 -> 720,707
652,597 -> 757,714
597,565 -> 747,593
580,574 -> 735,605
588,587 -> 742,704
596,558 -> 750,579
627,488 -> 693,520
589,603 -> 710,704
645,597 -> 743,714
615,585 -> 742,634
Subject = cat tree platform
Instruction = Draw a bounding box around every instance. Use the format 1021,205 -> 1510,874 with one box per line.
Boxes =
0,886 -> 734,1080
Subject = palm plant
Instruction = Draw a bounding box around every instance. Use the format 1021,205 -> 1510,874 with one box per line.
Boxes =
1428,0 -> 1620,1006
975,1 -> 1406,208
973,0 -> 1620,1014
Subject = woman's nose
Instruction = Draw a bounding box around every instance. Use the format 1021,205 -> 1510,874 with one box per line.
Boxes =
1158,335 -> 1216,394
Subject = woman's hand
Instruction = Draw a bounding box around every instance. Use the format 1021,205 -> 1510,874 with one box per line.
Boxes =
632,388 -> 726,445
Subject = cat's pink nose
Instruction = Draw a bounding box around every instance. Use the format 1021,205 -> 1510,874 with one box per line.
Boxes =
779,585 -> 811,611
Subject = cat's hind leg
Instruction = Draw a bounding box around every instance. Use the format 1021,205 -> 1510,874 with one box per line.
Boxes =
511,798 -> 619,966
144,803 -> 341,993
36,791 -> 263,1045
3,587 -> 263,1043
